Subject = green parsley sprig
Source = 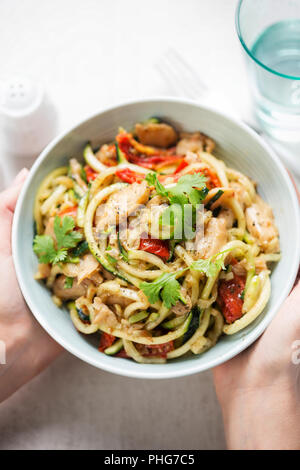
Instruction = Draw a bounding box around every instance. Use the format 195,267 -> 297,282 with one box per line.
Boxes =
190,255 -> 226,278
33,215 -> 82,265
140,272 -> 185,309
140,249 -> 230,308
146,172 -> 208,208
146,173 -> 208,240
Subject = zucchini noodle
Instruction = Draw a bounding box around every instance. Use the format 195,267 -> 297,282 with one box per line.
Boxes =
167,308 -> 211,359
226,168 -> 256,203
128,249 -> 171,271
32,121 -> 280,363
123,340 -> 166,364
69,302 -> 98,334
145,303 -> 170,330
198,152 -> 229,187
118,260 -> 165,280
34,167 -> 68,233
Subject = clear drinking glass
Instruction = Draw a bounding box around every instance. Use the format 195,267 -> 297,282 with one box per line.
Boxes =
236,0 -> 300,141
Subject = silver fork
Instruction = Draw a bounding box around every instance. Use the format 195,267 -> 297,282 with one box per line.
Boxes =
155,49 -> 300,180
155,48 -> 209,100
155,48 -> 260,132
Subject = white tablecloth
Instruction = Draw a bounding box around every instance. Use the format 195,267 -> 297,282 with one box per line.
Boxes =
0,0 -> 289,450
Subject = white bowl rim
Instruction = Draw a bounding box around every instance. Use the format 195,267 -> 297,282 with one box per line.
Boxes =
12,96 -> 300,379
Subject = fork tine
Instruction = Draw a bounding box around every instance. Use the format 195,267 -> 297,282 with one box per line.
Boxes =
166,54 -> 203,98
154,61 -> 179,95
163,54 -> 205,98
156,53 -> 201,99
155,60 -> 199,99
167,48 -> 208,92
157,48 -> 208,99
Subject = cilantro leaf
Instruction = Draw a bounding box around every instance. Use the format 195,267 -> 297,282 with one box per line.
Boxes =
161,277 -> 181,309
188,188 -> 205,206
33,235 -> 57,264
54,216 -> 82,249
33,216 -> 82,265
145,172 -> 157,186
148,173 -> 208,241
140,248 -> 230,307
190,258 -> 222,278
146,172 -> 168,198
168,174 -> 207,204
140,274 -> 169,305
140,271 -> 184,308
169,174 -> 208,209
190,250 -> 229,277
52,249 -> 68,264
169,193 -> 188,206
33,234 -> 68,265
147,173 -> 207,205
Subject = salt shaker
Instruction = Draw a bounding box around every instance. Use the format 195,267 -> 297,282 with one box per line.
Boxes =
0,76 -> 58,181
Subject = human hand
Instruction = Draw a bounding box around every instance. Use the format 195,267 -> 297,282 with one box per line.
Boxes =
214,277 -> 300,450
0,169 -> 62,403
214,176 -> 300,450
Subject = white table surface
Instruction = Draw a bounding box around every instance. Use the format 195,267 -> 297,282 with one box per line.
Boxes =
0,0 -> 297,450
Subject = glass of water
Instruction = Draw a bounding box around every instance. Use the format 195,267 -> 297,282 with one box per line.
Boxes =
236,0 -> 300,141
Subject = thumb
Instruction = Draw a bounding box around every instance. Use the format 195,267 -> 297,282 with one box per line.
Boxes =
0,169 -> 29,255
1,169 -> 29,213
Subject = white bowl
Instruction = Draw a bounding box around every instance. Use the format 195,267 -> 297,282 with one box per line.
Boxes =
12,98 -> 300,379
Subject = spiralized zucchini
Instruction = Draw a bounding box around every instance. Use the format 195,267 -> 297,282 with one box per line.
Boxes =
33,122 -> 280,363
